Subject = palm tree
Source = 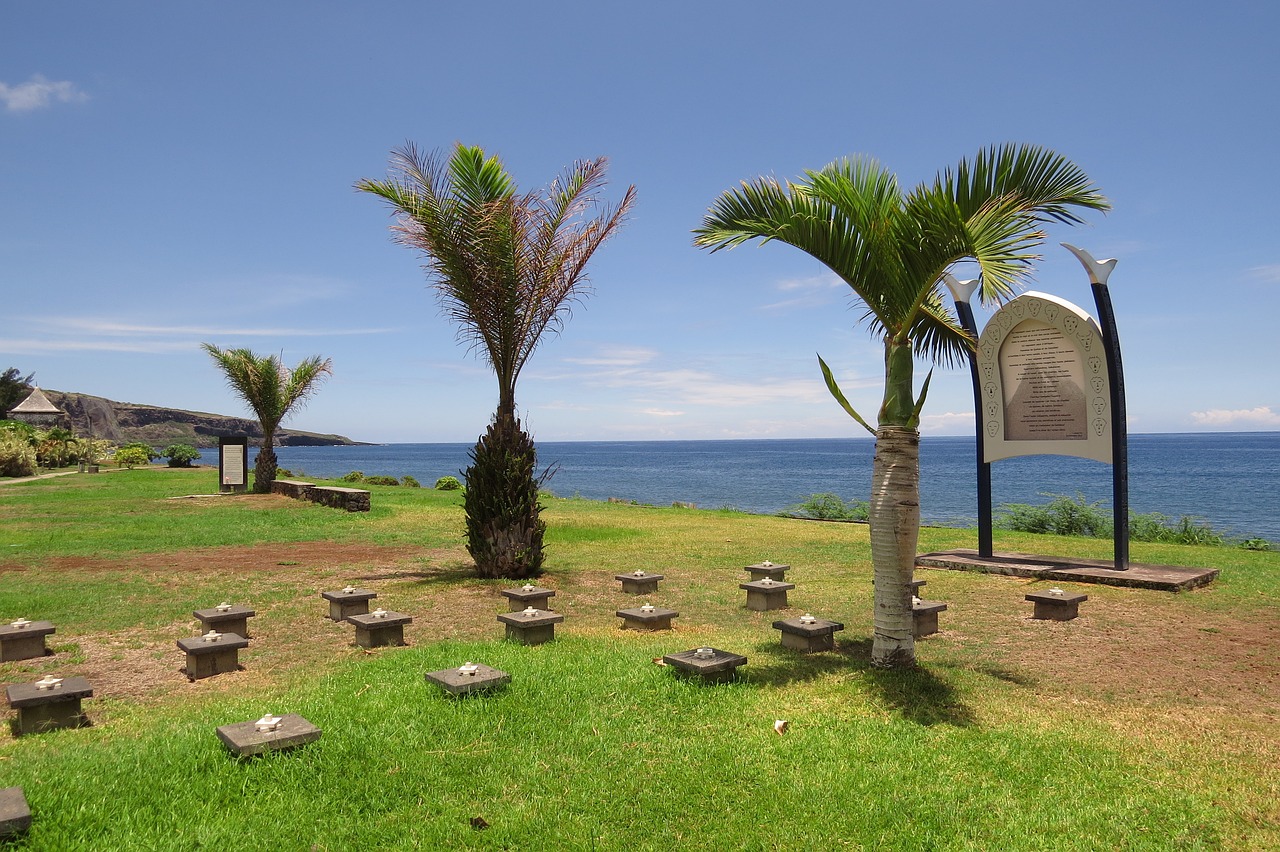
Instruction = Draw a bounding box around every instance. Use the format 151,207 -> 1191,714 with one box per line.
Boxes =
201,345 -> 333,493
694,144 -> 1108,668
357,143 -> 634,578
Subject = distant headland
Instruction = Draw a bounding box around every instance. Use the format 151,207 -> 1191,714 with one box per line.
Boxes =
39,390 -> 365,448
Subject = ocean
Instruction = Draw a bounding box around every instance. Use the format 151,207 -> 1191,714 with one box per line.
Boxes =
210,433 -> 1280,543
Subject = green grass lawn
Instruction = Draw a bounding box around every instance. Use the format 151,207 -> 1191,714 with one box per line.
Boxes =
0,469 -> 1277,850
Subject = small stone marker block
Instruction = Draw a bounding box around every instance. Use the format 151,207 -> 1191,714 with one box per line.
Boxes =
425,663 -> 511,696
500,585 -> 556,612
745,561 -> 790,582
615,572 -> 663,595
193,604 -> 256,638
739,578 -> 795,611
347,611 -> 412,648
912,600 -> 948,637
616,606 -> 679,631
216,713 -> 321,758
6,676 -> 92,735
496,609 -> 565,645
0,620 -> 56,662
662,648 -> 747,684
1026,589 -> 1088,621
177,632 -> 249,679
0,787 -> 32,837
772,616 -> 845,652
321,587 -> 377,622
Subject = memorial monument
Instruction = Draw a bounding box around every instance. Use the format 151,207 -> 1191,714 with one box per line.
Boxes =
948,244 -> 1129,570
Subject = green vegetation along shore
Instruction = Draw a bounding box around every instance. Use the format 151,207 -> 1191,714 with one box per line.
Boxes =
0,469 -> 1276,849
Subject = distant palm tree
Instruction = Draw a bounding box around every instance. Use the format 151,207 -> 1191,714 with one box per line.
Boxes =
201,345 -> 333,493
695,144 -> 1108,667
358,143 -> 634,578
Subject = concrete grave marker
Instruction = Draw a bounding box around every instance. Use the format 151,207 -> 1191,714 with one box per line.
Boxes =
177,631 -> 248,679
0,787 -> 32,838
322,587 -> 377,621
740,577 -> 795,611
662,647 -> 747,684
216,713 -> 321,757
496,607 -> 564,645
500,584 -> 556,612
6,675 -> 92,735
616,570 -> 663,595
347,609 -> 412,648
425,662 -> 512,696
193,603 -> 256,638
0,619 -> 55,662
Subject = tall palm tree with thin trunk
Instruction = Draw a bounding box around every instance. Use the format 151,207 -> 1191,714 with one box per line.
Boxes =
357,143 -> 634,578
201,344 -> 333,494
694,144 -> 1108,668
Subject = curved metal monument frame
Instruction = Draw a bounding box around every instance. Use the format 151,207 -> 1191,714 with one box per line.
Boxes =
949,244 -> 1129,570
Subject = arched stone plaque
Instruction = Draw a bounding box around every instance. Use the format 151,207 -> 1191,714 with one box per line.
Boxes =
976,292 -> 1112,463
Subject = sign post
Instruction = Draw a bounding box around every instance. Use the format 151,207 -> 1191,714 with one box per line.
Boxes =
960,246 -> 1129,570
219,436 -> 248,493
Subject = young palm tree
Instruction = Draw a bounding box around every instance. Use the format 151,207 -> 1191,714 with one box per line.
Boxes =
357,143 -> 634,578
201,344 -> 333,493
694,144 -> 1108,667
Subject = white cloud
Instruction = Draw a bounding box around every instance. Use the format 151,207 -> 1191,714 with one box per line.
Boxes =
1189,406 -> 1280,428
918,410 -> 975,435
562,346 -> 657,367
1246,265 -> 1280,284
759,271 -> 845,312
1,75 -> 88,112
0,316 -> 397,357
640,408 -> 684,417
0,337 -> 192,355
39,318 -> 395,337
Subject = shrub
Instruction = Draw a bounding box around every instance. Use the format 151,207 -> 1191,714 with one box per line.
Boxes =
434,475 -> 463,491
363,475 -> 399,486
401,475 -> 420,488
1240,538 -> 1272,551
114,446 -> 152,469
784,493 -> 870,521
340,471 -> 365,483
997,493 -> 1112,537
1000,494 -> 1231,547
118,441 -> 160,462
163,443 -> 200,468
0,432 -> 37,477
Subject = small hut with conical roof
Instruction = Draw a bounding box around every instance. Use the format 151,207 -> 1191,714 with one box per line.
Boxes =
7,387 -> 66,425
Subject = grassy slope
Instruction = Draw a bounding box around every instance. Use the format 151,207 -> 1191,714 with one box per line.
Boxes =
0,469 -> 1276,850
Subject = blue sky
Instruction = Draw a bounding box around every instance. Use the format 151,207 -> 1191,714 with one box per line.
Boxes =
3,1 -> 1277,443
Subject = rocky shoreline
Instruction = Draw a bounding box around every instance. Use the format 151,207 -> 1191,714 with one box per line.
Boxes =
42,390 -> 363,448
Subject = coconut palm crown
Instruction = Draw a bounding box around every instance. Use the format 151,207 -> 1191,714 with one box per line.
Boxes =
201,344 -> 333,493
694,143 -> 1108,667
357,143 -> 634,578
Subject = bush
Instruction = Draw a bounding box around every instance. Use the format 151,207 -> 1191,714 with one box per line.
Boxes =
118,441 -> 159,462
434,475 -> 463,491
163,443 -> 200,468
401,475 -> 420,488
114,446 -> 152,469
1240,538 -> 1272,551
340,471 -> 365,483
363,475 -> 399,486
997,493 -> 1112,538
0,432 -> 37,477
1000,494 -> 1232,546
783,493 -> 869,521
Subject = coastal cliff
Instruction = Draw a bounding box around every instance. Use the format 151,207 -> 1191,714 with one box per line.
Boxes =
42,390 -> 362,448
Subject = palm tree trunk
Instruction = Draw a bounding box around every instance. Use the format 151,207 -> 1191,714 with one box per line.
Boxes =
869,425 -> 920,668
254,428 -> 277,494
